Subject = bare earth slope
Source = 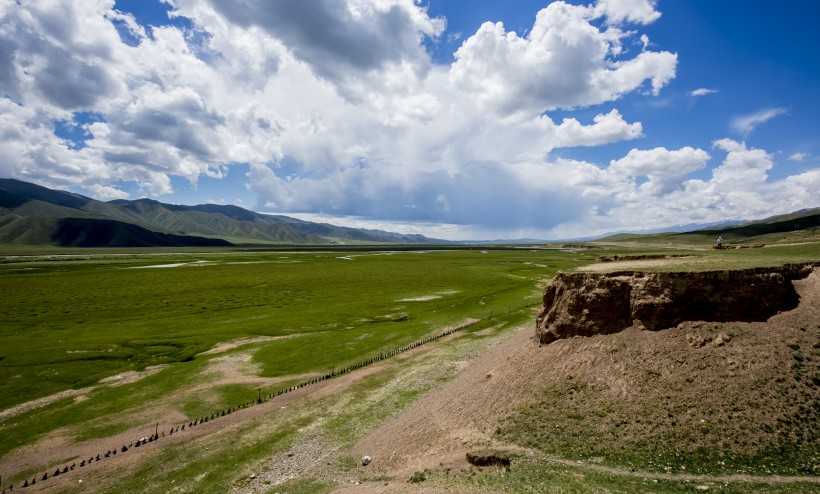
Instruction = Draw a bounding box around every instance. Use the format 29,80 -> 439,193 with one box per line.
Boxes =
344,266 -> 820,492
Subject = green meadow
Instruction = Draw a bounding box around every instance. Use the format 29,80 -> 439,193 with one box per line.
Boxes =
0,247 -> 591,459
1,242 -> 818,492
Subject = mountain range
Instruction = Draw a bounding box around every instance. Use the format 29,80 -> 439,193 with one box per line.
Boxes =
0,179 -> 444,247
3,178 -> 818,248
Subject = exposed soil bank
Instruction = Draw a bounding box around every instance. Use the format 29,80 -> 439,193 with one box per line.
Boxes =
347,266 -> 819,491
536,263 -> 819,344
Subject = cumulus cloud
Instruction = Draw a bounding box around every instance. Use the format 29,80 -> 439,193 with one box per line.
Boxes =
609,146 -> 708,177
553,110 -> 643,148
449,1 -> 676,117
176,0 -> 444,99
731,107 -> 788,134
788,152 -> 808,162
2,0 -> 663,199
0,0 -> 288,195
779,169 -> 820,206
710,138 -> 773,185
542,138 -> 812,239
609,146 -> 709,195
208,0 -> 443,71
0,0 -> 125,114
594,0 -> 661,25
84,183 -> 130,200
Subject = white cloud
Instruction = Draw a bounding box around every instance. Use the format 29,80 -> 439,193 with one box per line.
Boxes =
788,152 -> 808,162
0,98 -> 111,188
639,34 -> 650,50
689,88 -> 717,97
730,107 -> 787,134
780,169 -> 820,206
84,183 -> 130,200
0,0 -> 127,115
609,146 -> 708,177
609,146 -> 709,195
538,138 -> 816,239
448,1 -> 676,117
594,0 -> 661,25
2,0 -> 664,204
553,109 -> 643,148
711,138 -> 772,185
177,0 -> 445,100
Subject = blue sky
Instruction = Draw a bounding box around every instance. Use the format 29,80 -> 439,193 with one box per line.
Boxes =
1,0 -> 817,240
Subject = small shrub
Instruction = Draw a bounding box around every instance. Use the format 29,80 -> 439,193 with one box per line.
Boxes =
409,470 -> 428,483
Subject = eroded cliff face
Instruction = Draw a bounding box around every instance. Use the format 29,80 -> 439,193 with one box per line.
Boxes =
536,263 -> 818,344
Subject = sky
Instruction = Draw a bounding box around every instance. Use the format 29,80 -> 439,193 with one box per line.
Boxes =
1,0 -> 818,240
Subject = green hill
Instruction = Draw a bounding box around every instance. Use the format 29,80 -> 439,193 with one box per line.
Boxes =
597,208 -> 820,247
0,178 -> 445,247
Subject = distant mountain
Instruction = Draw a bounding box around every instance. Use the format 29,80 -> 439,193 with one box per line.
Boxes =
265,214 -> 438,244
591,219 -> 746,241
0,179 -> 446,247
696,208 -> 820,231
460,238 -> 549,245
53,218 -> 234,247
97,198 -> 319,244
693,208 -> 820,239
596,207 -> 820,245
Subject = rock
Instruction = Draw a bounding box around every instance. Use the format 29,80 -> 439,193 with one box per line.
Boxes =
714,333 -> 731,346
466,451 -> 511,467
361,455 -> 372,466
687,334 -> 711,348
536,263 -> 816,344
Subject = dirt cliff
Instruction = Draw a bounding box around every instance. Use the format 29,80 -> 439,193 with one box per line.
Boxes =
536,263 -> 818,344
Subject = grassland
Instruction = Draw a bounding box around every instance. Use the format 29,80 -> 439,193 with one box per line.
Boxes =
16,299 -> 816,494
1,241 -> 818,493
0,247 -> 591,459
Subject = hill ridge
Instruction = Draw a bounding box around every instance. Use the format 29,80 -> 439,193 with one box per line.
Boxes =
0,178 -> 445,246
